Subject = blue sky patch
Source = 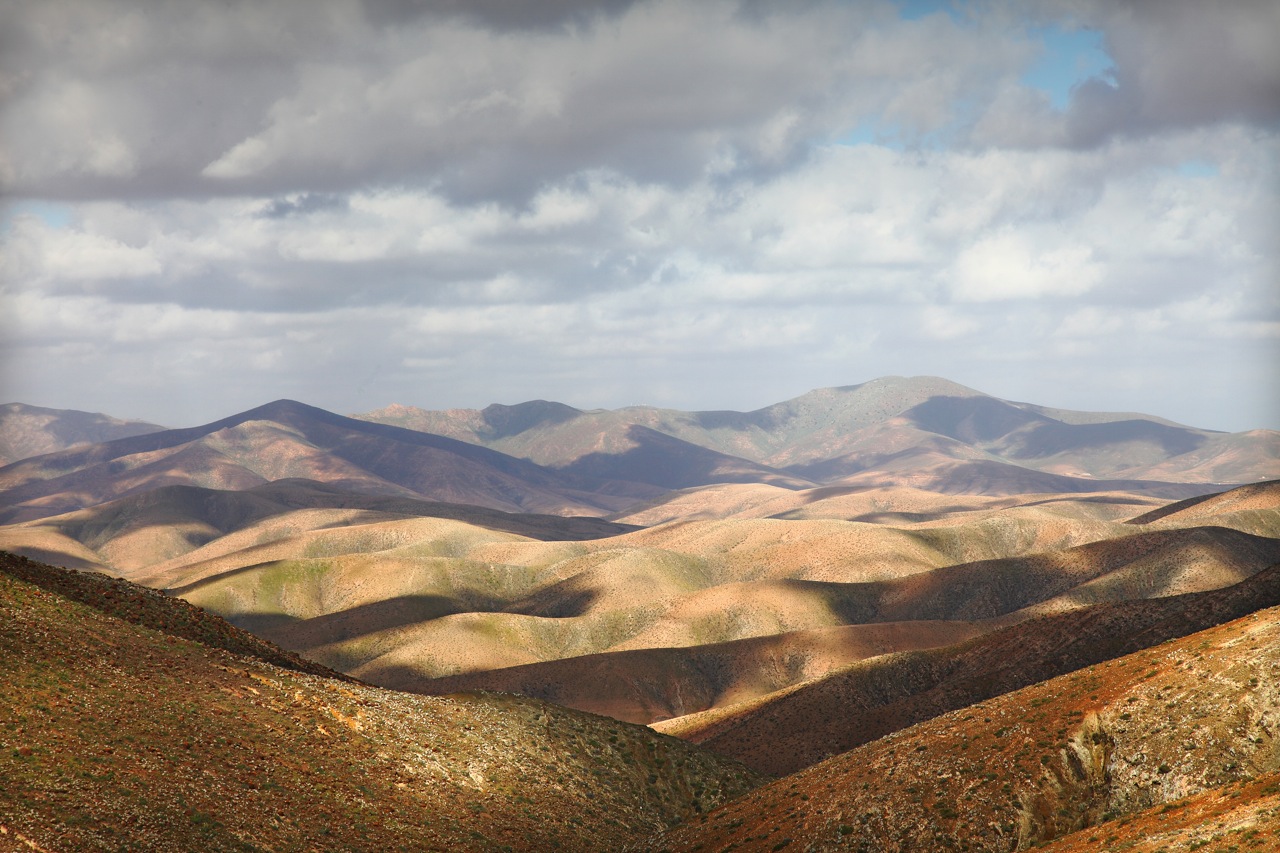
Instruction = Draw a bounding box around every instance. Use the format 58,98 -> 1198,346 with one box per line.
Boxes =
3,200 -> 74,231
1022,26 -> 1115,110
1176,159 -> 1219,178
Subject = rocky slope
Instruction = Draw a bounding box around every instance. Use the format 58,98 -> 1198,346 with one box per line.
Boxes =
636,600 -> 1280,852
659,561 -> 1280,777
0,552 -> 764,852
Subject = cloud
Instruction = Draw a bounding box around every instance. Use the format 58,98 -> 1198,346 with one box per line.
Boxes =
0,0 -> 1276,431
1,0 -> 1036,201
1057,0 -> 1280,144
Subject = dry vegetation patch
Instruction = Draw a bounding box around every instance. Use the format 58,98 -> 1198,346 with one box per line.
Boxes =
0,555 -> 764,852
634,603 -> 1280,852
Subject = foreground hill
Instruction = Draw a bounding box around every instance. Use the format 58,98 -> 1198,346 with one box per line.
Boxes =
0,552 -> 764,852
0,399 -> 666,524
357,376 -> 1280,486
658,561 -> 1280,776
0,403 -> 164,467
637,599 -> 1280,852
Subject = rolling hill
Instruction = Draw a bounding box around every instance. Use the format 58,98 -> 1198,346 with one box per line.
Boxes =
636,597 -> 1280,852
656,560 -> 1280,777
2,380 -> 1279,852
410,520 -> 1280,725
0,552 -> 764,851
10,478 -> 1263,732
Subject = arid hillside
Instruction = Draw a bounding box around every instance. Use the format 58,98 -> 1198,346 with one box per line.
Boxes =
636,601 -> 1280,852
658,561 -> 1280,776
0,399 -> 665,524
0,552 -> 764,852
1,385 -> 1278,853
357,376 -> 1280,486
3,479 -> 1276,731
0,403 -> 164,467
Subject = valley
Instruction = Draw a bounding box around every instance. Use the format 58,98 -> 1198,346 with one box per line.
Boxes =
1,376 -> 1277,851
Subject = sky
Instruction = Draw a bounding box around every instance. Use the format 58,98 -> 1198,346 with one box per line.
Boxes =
1,0 -> 1278,432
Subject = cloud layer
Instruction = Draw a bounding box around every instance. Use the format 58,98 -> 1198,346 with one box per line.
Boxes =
1,0 -> 1277,431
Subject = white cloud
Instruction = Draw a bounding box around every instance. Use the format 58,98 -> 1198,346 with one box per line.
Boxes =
951,230 -> 1102,301
0,0 -> 1276,431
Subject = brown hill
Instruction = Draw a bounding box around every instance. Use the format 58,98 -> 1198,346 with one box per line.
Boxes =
637,595 -> 1280,852
357,377 -> 1280,488
1126,478 -> 1280,527
659,561 -> 1280,779
395,620 -> 987,724
0,552 -> 764,851
10,478 -> 1264,713
126,508 -> 1146,683
0,402 -> 164,467
403,525 -> 1280,728
1038,770 -> 1280,852
613,482 -> 1167,525
0,400 -> 662,524
0,478 -> 638,574
817,454 -> 1216,500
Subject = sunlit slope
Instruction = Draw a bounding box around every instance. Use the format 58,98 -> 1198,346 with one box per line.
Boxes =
150,510 -> 1221,677
639,597 -> 1280,852
0,553 -> 764,852
0,478 -> 637,578
1038,771 -> 1280,853
658,563 -> 1280,778
83,486 -> 1279,700
1127,478 -> 1280,536
418,528 -> 1280,724
613,482 -> 1168,525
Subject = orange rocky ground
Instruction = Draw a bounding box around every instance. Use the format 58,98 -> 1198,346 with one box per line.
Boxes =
636,601 -> 1280,852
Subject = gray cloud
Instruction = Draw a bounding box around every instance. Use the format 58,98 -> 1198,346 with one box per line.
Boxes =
1,0 -> 1276,432
1059,0 -> 1280,144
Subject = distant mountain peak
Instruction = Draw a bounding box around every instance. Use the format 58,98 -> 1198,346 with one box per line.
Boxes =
480,399 -> 583,439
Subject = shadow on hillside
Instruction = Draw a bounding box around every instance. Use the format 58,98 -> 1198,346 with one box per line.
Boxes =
227,584 -> 603,654
231,594 -> 481,646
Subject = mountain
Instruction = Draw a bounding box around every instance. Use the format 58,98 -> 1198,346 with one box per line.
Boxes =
356,376 -> 1280,486
637,596 -> 1280,852
0,399 -> 667,524
0,402 -> 164,467
0,552 -> 764,851
554,424 -> 815,490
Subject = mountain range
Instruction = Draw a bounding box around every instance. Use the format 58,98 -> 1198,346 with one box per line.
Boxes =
2,376 -> 1278,850
355,376 -> 1278,487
